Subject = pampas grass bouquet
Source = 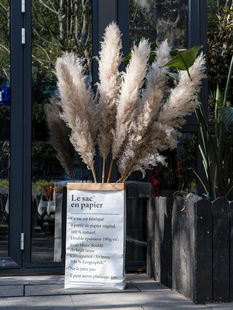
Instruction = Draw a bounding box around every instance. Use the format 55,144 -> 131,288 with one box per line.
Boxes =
50,22 -> 205,183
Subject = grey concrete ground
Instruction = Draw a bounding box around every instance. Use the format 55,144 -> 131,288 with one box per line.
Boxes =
0,274 -> 232,310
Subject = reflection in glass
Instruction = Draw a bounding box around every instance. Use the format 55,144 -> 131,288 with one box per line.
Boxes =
31,0 -> 92,263
0,0 -> 10,258
150,134 -> 198,196
129,0 -> 188,49
207,1 -> 233,114
128,0 -> 193,192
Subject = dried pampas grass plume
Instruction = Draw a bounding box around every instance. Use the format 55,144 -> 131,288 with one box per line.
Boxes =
44,95 -> 75,180
96,22 -> 122,182
118,40 -> 171,179
118,52 -> 206,180
112,38 -> 151,160
52,22 -> 206,183
55,53 -> 97,182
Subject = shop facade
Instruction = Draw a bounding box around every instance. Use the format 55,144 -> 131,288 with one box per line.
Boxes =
0,0 -> 208,274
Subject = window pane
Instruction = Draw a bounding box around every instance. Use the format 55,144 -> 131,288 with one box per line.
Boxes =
207,1 -> 233,113
0,0 -> 10,258
129,0 -> 188,49
31,0 -> 92,263
150,133 -> 198,196
128,0 -> 195,194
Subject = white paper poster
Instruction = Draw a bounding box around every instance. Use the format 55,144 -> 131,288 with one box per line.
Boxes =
65,183 -> 126,290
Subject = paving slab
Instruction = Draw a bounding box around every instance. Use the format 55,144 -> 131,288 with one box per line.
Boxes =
85,308 -> 143,310
0,273 -> 233,309
127,274 -> 155,282
127,274 -> 169,291
131,280 -> 168,291
0,295 -> 75,310
0,275 -> 64,286
70,291 -> 208,310
25,282 -> 139,296
206,303 -> 233,309
0,285 -> 24,297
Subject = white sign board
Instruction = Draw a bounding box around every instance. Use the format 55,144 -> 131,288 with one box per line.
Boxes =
65,183 -> 126,290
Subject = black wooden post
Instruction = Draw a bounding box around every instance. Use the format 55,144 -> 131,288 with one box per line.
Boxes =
161,197 -> 173,288
153,197 -> 165,282
147,197 -> 155,278
194,198 -> 212,303
172,196 -> 198,301
212,198 -> 230,302
230,201 -> 233,301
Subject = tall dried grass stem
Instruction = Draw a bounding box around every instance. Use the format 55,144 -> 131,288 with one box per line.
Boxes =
102,155 -> 106,183
107,158 -> 114,183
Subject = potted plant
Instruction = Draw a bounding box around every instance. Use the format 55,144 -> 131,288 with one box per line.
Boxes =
147,28 -> 233,304
47,21 -> 205,290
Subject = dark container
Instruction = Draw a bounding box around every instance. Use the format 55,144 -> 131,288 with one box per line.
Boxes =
147,195 -> 233,304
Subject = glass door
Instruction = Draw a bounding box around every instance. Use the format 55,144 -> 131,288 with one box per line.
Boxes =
29,0 -> 93,266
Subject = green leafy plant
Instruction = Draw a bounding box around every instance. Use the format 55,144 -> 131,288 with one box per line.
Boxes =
163,45 -> 202,79
122,45 -> 202,74
195,55 -> 233,200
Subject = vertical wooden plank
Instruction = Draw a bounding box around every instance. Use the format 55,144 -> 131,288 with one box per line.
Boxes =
147,197 -> 155,278
147,197 -> 173,287
230,201 -> 233,302
213,198 -> 230,302
185,195 -> 197,302
160,197 -> 173,288
153,197 -> 166,282
172,196 -> 190,297
195,199 -> 213,303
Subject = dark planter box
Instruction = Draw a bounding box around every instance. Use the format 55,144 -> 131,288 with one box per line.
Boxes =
147,195 -> 233,304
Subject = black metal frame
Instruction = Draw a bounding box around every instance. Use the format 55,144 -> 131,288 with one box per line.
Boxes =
185,0 -> 208,193
0,0 -> 208,274
0,0 -> 24,271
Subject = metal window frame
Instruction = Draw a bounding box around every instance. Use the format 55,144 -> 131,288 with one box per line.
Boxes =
0,0 -> 24,272
186,0 -> 208,194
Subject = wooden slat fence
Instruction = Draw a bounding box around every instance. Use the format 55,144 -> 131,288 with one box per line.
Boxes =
147,196 -> 233,304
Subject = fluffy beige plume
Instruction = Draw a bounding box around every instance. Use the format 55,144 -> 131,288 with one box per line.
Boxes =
118,52 -> 206,179
112,39 -> 150,160
130,40 -> 171,142
97,22 -> 122,159
53,22 -> 206,183
118,40 -> 171,178
122,122 -> 177,177
139,39 -> 171,115
118,122 -> 174,179
96,22 -> 122,182
159,52 -> 206,127
55,53 -> 97,181
45,95 -> 75,180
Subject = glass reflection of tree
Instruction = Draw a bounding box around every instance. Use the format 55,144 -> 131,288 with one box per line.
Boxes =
0,0 -> 10,179
0,0 -> 10,86
31,0 -> 92,180
129,0 -> 190,189
130,0 -> 188,49
0,0 -> 10,258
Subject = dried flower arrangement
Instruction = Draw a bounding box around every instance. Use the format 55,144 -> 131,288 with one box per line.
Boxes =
49,22 -> 206,183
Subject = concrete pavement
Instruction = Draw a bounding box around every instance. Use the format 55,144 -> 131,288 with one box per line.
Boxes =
0,273 -> 232,309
